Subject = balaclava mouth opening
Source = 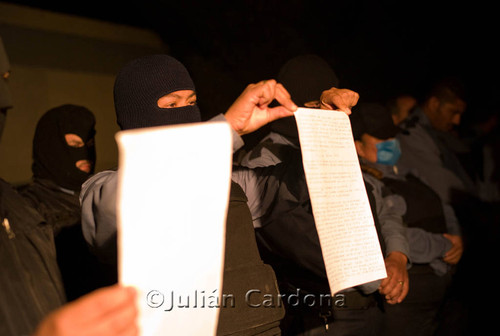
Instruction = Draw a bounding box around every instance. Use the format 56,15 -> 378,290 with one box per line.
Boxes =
114,54 -> 201,130
32,104 -> 96,192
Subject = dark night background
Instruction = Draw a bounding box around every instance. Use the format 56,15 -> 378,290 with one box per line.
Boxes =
4,0 -> 499,125
2,1 -> 499,332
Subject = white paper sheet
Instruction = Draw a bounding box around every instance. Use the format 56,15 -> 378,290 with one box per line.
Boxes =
116,121 -> 232,335
294,108 -> 387,295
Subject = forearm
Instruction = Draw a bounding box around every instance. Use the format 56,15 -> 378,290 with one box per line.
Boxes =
406,227 -> 452,264
378,194 -> 410,260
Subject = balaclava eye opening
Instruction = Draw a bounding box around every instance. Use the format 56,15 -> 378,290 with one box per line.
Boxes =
114,54 -> 201,130
32,104 -> 96,191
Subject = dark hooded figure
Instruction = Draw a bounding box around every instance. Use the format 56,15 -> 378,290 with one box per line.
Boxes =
17,104 -> 104,302
238,54 -> 411,336
19,104 -> 96,232
32,104 -> 96,193
80,54 -> 285,335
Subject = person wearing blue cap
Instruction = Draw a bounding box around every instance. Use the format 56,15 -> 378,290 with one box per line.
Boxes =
351,102 -> 463,336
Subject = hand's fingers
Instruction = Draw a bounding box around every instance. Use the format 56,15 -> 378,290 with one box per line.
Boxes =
90,295 -> 138,336
320,89 -> 359,114
383,279 -> 406,303
386,283 -> 408,305
274,83 -> 298,112
395,280 -> 409,303
443,251 -> 460,264
255,79 -> 276,107
266,106 -> 295,123
70,285 -> 137,322
319,101 -> 335,110
349,91 -> 360,106
379,277 -> 391,293
444,245 -> 459,259
443,239 -> 463,264
380,277 -> 398,296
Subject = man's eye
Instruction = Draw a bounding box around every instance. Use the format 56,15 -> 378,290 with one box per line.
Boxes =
188,100 -> 197,106
166,103 -> 176,108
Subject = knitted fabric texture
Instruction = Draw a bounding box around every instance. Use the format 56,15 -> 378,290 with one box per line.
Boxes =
270,54 -> 339,139
114,54 -> 201,130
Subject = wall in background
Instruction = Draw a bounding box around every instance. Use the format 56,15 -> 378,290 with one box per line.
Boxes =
0,2 -> 167,184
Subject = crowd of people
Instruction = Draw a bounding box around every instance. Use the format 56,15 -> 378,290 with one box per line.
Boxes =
1,33 -> 498,336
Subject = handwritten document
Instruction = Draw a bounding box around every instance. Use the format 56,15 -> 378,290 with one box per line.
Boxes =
294,108 -> 387,295
116,121 -> 232,335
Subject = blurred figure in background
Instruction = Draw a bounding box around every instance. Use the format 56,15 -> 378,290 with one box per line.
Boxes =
17,104 -> 104,301
350,102 -> 463,336
386,93 -> 417,126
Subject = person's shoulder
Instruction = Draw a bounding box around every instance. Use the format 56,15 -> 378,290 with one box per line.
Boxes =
85,169 -> 117,184
397,116 -> 434,149
80,169 -> 118,200
239,132 -> 299,168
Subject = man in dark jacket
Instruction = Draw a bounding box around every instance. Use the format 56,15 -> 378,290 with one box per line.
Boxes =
0,35 -> 67,336
233,54 -> 409,335
17,104 -> 105,301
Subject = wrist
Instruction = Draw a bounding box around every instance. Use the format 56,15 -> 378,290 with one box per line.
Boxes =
387,251 -> 408,265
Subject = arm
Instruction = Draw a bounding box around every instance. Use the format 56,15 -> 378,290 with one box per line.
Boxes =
363,174 -> 410,303
406,227 -> 452,264
79,170 -> 119,265
378,193 -> 410,304
78,79 -> 294,262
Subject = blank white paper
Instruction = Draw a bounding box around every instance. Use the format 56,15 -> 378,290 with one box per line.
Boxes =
116,121 -> 232,335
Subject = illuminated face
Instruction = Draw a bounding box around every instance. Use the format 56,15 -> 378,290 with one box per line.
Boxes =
429,98 -> 466,132
157,90 -> 197,109
64,133 -> 93,173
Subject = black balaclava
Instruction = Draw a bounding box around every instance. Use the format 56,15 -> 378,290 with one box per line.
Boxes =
270,54 -> 339,140
114,54 -> 201,130
32,104 -> 96,192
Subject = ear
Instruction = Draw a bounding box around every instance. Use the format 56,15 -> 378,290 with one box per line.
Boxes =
354,140 -> 365,158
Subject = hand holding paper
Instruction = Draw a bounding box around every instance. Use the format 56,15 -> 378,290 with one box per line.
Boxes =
116,121 -> 232,335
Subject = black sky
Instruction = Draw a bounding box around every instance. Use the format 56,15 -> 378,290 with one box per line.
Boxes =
3,0 -> 499,119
